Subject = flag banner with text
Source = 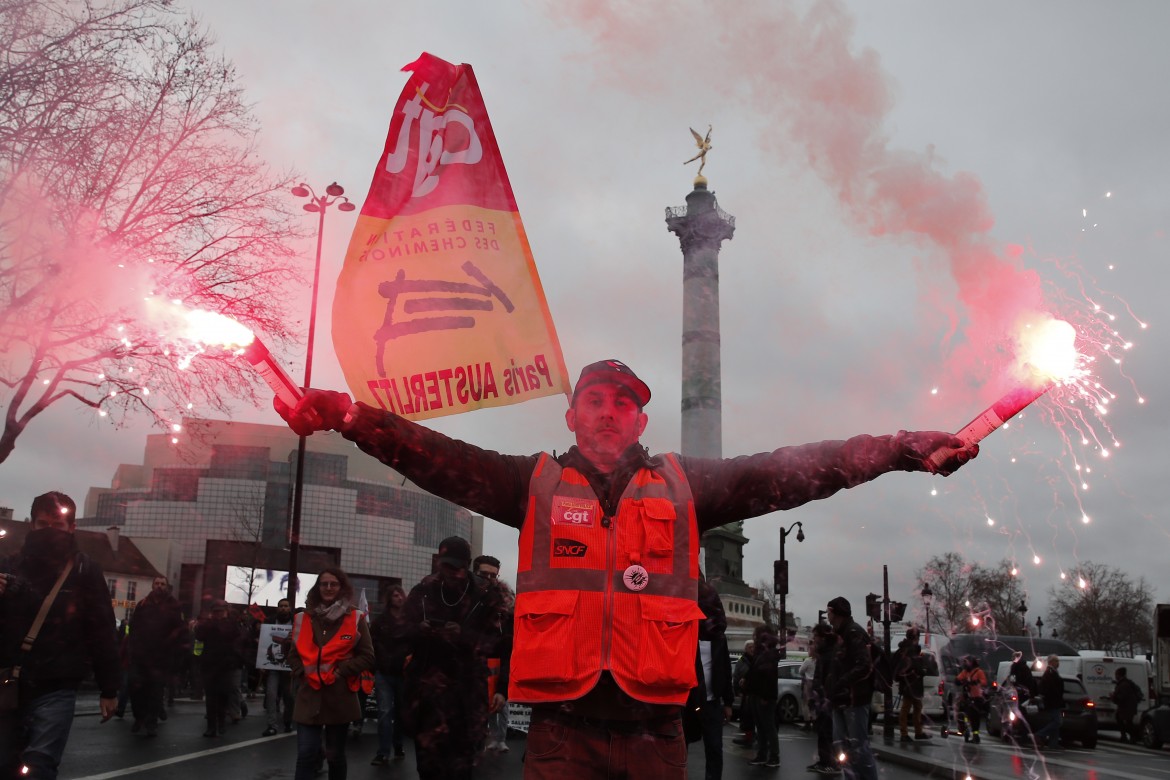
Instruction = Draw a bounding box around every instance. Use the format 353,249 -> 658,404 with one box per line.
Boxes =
333,52 -> 570,420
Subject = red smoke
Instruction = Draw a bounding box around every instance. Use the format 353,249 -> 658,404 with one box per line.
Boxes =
550,0 -> 1049,410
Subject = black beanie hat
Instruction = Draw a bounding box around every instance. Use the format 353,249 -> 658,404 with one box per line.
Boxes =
827,596 -> 852,617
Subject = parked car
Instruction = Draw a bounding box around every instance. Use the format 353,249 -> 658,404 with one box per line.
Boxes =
776,660 -> 804,724
987,669 -> 1098,748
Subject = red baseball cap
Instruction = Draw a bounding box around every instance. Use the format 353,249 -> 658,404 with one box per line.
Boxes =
571,359 -> 651,408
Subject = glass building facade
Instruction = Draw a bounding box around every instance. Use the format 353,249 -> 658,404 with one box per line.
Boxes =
79,418 -> 480,610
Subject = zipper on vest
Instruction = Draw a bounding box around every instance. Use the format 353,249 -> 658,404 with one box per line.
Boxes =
600,513 -> 615,670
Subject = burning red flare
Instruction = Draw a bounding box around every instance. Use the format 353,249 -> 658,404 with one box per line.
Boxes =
928,314 -> 1080,470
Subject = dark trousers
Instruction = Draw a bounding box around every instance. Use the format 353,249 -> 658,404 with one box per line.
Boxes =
960,697 -> 983,735
740,693 -> 756,735
525,709 -> 687,780
753,697 -> 778,762
295,723 -> 347,780
814,709 -> 835,766
1117,708 -> 1137,742
202,668 -> 233,733
129,664 -> 167,728
700,699 -> 725,780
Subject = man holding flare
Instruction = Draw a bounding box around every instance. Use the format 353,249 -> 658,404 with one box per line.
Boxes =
273,358 -> 976,779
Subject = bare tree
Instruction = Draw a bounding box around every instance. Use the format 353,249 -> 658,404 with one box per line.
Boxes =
0,0 -> 307,464
1048,562 -> 1153,655
969,560 -> 1030,636
917,552 -> 978,636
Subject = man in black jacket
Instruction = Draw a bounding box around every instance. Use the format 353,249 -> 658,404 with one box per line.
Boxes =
744,625 -> 780,769
400,536 -> 504,780
825,597 -> 876,780
127,575 -> 186,737
1034,655 -> 1065,749
0,491 -> 120,780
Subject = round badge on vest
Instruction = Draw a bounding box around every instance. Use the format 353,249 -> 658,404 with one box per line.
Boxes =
623,564 -> 649,591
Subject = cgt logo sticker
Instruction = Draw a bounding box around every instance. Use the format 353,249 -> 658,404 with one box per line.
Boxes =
553,538 -> 588,558
551,496 -> 599,527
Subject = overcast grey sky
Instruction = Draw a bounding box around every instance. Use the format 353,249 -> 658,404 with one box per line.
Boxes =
2,1 -> 1166,629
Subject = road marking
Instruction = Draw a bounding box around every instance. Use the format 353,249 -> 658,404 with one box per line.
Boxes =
70,733 -> 294,779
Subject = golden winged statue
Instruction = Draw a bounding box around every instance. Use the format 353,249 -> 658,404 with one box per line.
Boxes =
684,125 -> 713,177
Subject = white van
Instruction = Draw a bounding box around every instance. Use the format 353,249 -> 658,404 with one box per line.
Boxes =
1055,656 -> 1152,722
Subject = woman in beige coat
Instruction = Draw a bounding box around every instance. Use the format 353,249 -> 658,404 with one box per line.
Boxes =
288,567 -> 374,780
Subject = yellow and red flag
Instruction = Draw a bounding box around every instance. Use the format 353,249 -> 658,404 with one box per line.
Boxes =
333,52 -> 570,420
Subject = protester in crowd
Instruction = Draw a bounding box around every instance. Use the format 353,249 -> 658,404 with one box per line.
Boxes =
1109,666 -> 1144,744
895,628 -> 929,742
799,649 -> 816,728
288,567 -> 374,780
275,358 -> 974,778
732,640 -> 756,748
825,597 -> 877,780
1035,655 -> 1065,749
370,585 -> 408,765
226,607 -> 254,723
0,492 -> 120,780
473,554 -> 514,754
1008,651 -> 1037,705
685,577 -> 734,779
195,600 -> 246,737
127,575 -> 186,737
262,598 -> 295,737
806,623 -> 840,775
398,537 -> 504,780
956,655 -> 987,744
743,624 -> 780,769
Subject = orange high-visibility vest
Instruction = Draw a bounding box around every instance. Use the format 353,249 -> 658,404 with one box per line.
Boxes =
510,453 -> 704,705
294,609 -> 362,691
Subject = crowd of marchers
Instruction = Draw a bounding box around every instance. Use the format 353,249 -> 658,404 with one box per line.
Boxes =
0,490 -> 515,780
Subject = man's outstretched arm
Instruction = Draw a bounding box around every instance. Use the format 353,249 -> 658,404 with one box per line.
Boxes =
684,431 -> 976,532
275,389 -> 538,528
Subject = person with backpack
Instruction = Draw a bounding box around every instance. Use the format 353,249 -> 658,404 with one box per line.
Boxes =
1108,667 -> 1145,743
895,629 -> 929,741
956,655 -> 987,744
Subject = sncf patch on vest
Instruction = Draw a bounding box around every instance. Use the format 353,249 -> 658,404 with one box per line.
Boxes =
551,496 -> 600,527
552,538 -> 588,557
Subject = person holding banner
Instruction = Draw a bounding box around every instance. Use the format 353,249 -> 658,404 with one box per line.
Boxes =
275,358 -> 975,778
288,568 -> 374,780
260,598 -> 294,737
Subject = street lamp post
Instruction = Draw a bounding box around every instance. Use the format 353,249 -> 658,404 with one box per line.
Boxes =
1036,616 -> 1044,637
921,582 -> 933,645
285,182 -> 355,607
1017,599 -> 1028,636
774,521 -> 804,660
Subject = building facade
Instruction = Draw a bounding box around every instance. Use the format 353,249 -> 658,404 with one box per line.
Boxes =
79,417 -> 481,615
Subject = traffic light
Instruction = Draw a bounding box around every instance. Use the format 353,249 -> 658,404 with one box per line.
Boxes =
773,559 -> 789,595
889,601 -> 907,622
865,593 -> 882,621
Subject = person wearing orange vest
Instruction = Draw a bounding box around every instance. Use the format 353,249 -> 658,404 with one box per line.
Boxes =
275,359 -> 977,779
287,567 -> 374,780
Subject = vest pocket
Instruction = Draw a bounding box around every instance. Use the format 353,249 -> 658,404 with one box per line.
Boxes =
512,591 -> 580,683
636,598 -> 705,687
640,497 -> 677,558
